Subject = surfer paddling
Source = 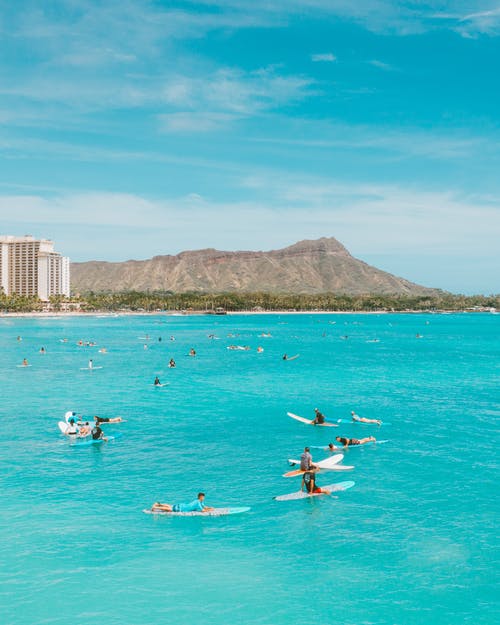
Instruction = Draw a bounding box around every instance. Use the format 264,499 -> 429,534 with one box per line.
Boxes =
351,411 -> 382,426
336,436 -> 376,448
94,415 -> 123,424
151,492 -> 214,513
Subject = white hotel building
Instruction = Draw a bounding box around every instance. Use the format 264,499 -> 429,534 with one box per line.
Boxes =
0,235 -> 70,300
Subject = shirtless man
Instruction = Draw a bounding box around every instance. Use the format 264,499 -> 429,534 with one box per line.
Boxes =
351,411 -> 382,426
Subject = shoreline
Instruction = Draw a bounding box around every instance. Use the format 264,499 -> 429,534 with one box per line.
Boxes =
0,309 -> 495,318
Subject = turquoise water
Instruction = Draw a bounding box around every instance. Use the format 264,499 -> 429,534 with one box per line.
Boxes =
0,313 -> 498,625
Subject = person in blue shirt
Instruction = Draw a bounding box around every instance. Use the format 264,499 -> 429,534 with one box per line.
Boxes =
150,492 -> 214,513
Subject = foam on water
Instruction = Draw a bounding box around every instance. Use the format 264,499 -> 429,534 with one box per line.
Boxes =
0,313 -> 498,625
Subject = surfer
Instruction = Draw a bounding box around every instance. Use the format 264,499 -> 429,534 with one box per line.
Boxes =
17,336 -> 22,342
336,436 -> 376,447
351,411 -> 382,426
154,376 -> 161,386
312,408 -> 326,425
189,348 -> 196,357
40,347 -> 46,354
88,359 -> 93,370
150,492 -> 214,513
301,471 -> 330,495
300,447 -> 318,471
257,346 -> 264,353
21,358 -> 29,367
283,354 -> 288,360
94,415 -> 123,424
91,423 -> 108,442
168,358 -> 176,368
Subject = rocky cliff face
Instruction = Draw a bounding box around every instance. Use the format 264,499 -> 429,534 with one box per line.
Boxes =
71,237 -> 439,295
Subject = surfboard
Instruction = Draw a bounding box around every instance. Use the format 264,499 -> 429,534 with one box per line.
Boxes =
283,462 -> 354,477
287,412 -> 338,427
80,366 -> 103,370
274,481 -> 355,501
16,364 -> 32,368
70,433 -> 122,446
284,354 -> 300,361
336,419 -> 391,426
283,454 -> 346,477
143,506 -> 250,517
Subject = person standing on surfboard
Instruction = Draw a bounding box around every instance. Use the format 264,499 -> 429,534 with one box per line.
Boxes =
150,493 -> 214,513
313,408 -> 326,425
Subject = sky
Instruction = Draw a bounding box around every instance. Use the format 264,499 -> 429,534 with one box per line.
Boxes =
0,1 -> 499,294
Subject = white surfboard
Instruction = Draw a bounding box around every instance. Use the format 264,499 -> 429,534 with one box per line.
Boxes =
283,454 -> 353,477
143,507 -> 250,517
274,481 -> 355,501
287,412 -> 338,427
80,366 -> 103,370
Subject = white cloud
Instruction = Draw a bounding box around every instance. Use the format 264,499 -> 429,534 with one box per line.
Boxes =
311,53 -> 336,62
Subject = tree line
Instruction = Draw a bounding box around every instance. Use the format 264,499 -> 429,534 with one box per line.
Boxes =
1,290 -> 497,312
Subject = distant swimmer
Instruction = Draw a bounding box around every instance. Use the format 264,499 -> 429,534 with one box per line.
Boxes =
282,354 -> 288,360
17,336 -> 22,342
416,334 -> 423,339
158,337 -> 162,342
39,347 -> 46,354
154,376 -> 162,386
150,492 -> 214,513
257,346 -> 264,353
170,336 -> 175,341
94,415 -> 123,424
341,335 -> 349,340
351,411 -> 381,426
99,348 -> 107,353
301,471 -> 330,496
188,348 -> 196,357
21,358 -> 29,367
300,447 -> 318,471
143,344 -> 148,350
168,358 -> 176,368
313,408 -> 326,425
336,436 -> 376,448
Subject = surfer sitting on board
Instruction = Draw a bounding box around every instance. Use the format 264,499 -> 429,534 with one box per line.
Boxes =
154,376 -> 161,386
151,492 -> 214,513
312,408 -> 326,425
351,411 -> 381,426
94,415 -> 123,424
336,436 -> 375,448
301,471 -> 330,495
22,358 -> 29,367
300,447 -> 318,471
91,424 -> 108,442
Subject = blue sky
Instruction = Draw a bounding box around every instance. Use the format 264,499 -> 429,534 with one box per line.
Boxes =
0,1 -> 499,294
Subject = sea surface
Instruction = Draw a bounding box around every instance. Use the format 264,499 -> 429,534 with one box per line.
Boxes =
0,313 -> 498,625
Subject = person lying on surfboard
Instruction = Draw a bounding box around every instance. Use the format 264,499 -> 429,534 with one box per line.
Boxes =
351,411 -> 382,426
312,408 -> 326,425
336,436 -> 376,447
301,471 -> 330,495
94,415 -> 123,424
151,492 -> 214,513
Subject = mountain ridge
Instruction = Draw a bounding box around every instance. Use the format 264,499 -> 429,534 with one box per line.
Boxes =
70,237 -> 441,295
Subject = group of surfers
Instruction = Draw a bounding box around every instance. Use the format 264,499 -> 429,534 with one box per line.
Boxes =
65,413 -> 124,441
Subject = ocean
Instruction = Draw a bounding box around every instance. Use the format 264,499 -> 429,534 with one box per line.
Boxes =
0,312 -> 498,625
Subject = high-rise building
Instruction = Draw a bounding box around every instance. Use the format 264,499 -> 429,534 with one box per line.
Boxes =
0,235 -> 70,300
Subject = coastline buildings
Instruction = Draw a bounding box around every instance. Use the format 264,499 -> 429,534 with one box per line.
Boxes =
0,235 -> 70,300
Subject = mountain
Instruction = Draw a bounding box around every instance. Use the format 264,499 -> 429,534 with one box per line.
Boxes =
70,237 -> 439,295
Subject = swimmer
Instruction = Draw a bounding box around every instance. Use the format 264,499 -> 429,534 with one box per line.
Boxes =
188,348 -> 196,357
351,411 -> 381,426
151,492 -> 214,513
17,336 -> 22,342
98,348 -> 107,353
39,347 -> 46,354
335,436 -> 376,448
257,346 -> 264,353
168,358 -> 176,368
